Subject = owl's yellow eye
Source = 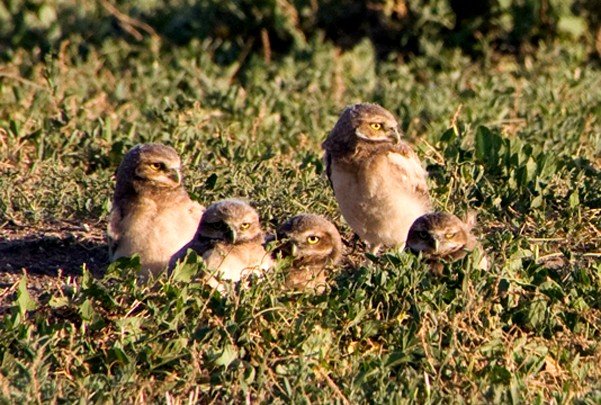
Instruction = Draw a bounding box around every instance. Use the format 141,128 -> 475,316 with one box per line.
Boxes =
149,162 -> 162,170
370,123 -> 382,131
306,235 -> 320,245
240,222 -> 251,230
445,232 -> 456,239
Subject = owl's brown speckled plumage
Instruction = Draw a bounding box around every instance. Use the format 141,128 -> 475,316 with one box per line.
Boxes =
275,214 -> 342,292
192,199 -> 272,289
107,143 -> 204,281
406,211 -> 488,272
322,103 -> 432,253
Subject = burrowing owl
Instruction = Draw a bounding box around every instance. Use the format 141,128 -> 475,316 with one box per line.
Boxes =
107,143 -> 204,281
275,214 -> 342,292
406,211 -> 488,272
192,199 -> 272,288
322,103 -> 432,253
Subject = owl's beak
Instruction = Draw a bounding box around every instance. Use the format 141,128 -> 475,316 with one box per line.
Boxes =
272,239 -> 292,258
290,243 -> 298,257
389,127 -> 401,144
168,168 -> 181,184
226,227 -> 237,244
433,238 -> 440,253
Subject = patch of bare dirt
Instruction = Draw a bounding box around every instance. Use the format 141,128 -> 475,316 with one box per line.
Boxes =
0,220 -> 109,314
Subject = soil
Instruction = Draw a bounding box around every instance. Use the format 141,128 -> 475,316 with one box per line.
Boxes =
0,220 -> 109,314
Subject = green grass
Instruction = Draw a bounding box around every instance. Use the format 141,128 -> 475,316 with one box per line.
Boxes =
1,32 -> 600,403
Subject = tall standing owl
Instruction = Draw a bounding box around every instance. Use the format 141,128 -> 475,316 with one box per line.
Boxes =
322,103 -> 432,253
406,211 -> 488,272
274,214 -> 343,292
107,143 -> 204,281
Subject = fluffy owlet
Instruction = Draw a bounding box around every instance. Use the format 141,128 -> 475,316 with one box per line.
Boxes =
192,199 -> 272,288
274,214 -> 343,292
322,103 -> 432,253
107,143 -> 204,281
406,211 -> 488,272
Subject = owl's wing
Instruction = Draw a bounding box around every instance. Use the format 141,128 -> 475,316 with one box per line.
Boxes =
106,206 -> 122,259
167,199 -> 205,269
387,144 -> 431,198
189,235 -> 218,256
324,150 -> 334,189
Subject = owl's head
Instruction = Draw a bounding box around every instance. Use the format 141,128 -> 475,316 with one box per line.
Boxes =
406,212 -> 472,257
276,214 -> 342,266
117,144 -> 182,193
199,199 -> 263,244
323,103 -> 401,153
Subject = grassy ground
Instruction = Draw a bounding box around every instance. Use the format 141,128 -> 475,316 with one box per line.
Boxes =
0,33 -> 600,402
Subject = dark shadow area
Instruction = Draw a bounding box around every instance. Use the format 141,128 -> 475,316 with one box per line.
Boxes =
560,156 -> 601,210
0,224 -> 108,315
2,1 -> 599,64
0,234 -> 108,277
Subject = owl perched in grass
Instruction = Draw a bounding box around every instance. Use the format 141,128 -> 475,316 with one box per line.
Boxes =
107,143 -> 204,281
192,199 -> 272,289
406,211 -> 488,272
322,103 -> 432,253
274,214 -> 342,292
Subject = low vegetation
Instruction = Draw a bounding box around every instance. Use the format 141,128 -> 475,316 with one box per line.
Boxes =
0,0 -> 600,402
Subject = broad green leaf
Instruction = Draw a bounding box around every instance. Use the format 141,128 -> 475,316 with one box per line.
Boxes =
17,275 -> 37,314
48,296 -> 69,308
558,16 -> 586,38
527,299 -> 547,330
490,365 -> 511,384
474,126 -> 503,170
79,299 -> 97,322
569,191 -> 580,208
171,250 -> 201,282
116,317 -> 144,337
215,344 -> 238,368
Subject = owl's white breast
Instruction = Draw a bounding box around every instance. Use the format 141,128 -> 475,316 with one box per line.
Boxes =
330,151 -> 430,248
203,242 -> 272,282
114,197 -> 202,276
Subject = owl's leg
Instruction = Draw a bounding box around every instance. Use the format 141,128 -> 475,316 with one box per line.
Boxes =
359,243 -> 382,267
367,243 -> 381,255
206,274 -> 226,293
343,232 -> 364,254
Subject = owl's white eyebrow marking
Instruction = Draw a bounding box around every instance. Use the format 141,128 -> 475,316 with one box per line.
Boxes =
355,129 -> 391,142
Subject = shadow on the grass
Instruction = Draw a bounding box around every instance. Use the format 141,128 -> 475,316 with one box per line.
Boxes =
0,228 -> 109,315
0,234 -> 108,278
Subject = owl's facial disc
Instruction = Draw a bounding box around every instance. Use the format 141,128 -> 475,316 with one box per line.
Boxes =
162,167 -> 181,184
135,161 -> 182,187
355,122 -> 400,144
200,220 -> 230,241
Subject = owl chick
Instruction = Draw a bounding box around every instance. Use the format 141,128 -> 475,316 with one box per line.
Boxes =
193,199 -> 272,288
107,143 -> 204,281
322,103 -> 432,253
274,214 -> 343,292
406,211 -> 488,272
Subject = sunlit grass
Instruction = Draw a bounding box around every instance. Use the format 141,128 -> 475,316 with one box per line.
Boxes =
0,32 -> 600,403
